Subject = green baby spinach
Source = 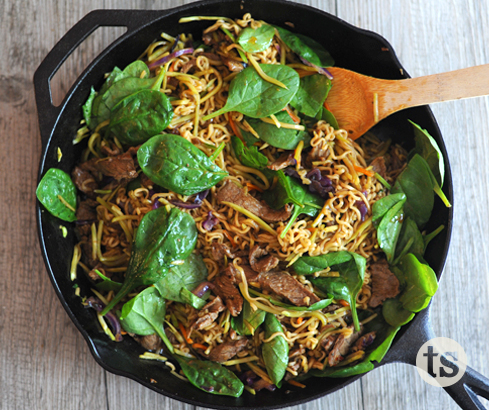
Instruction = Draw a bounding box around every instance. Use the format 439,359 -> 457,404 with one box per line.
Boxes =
238,24 -> 275,53
393,217 -> 425,264
101,206 -> 197,315
204,64 -> 300,120
94,269 -> 122,292
241,110 -> 311,150
36,168 -> 77,222
108,88 -> 173,145
382,297 -> 415,327
290,74 -> 331,117
119,286 -> 174,352
83,87 -> 97,128
138,134 -> 228,195
395,253 -> 438,312
294,251 -> 366,331
174,356 -> 244,397
180,287 -> 207,309
231,135 -> 268,169
317,106 -> 339,129
373,197 -> 405,263
232,299 -> 266,336
262,313 -> 289,387
274,26 -> 334,67
154,253 -> 208,305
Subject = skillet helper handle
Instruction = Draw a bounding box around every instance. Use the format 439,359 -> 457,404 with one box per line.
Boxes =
33,9 -> 165,149
386,310 -> 489,409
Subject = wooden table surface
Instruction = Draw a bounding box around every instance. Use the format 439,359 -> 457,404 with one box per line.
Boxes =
2,0 -> 489,409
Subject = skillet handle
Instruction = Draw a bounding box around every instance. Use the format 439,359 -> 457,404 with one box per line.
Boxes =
385,309 -> 489,409
33,9 -> 168,150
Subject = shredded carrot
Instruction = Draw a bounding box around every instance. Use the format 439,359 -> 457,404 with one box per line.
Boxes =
178,323 -> 193,344
353,165 -> 375,177
193,343 -> 208,351
168,60 -> 177,72
296,317 -> 304,325
338,299 -> 350,307
306,227 -> 317,233
295,69 -> 317,78
228,116 -> 244,142
246,182 -> 264,193
288,380 -> 306,388
120,330 -> 127,335
223,230 -> 237,247
283,105 -> 301,124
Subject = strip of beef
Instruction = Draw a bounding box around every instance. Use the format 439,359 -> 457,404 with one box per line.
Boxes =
328,324 -> 363,367
249,244 -> 279,273
320,334 -> 338,353
368,259 -> 400,308
216,181 -> 292,222
221,56 -> 246,72
370,156 -> 387,179
75,199 -> 98,236
134,334 -> 164,352
212,274 -> 243,317
211,242 -> 247,262
258,271 -> 321,307
81,150 -> 137,181
351,331 -> 376,353
72,166 -> 98,198
267,152 -> 296,171
208,338 -> 248,362
181,58 -> 197,74
191,296 -> 225,331
224,262 -> 259,283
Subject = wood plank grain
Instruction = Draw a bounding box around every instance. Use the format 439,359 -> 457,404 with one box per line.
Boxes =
338,1 -> 489,409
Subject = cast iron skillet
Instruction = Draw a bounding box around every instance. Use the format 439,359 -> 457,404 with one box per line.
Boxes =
34,0 -> 489,408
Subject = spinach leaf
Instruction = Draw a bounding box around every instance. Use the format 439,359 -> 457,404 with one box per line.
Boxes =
231,135 -> 268,169
316,106 -> 339,129
262,313 -> 289,387
391,154 -> 434,228
36,168 -> 77,222
371,193 -> 406,226
94,269 -> 122,292
238,24 -> 275,53
375,199 -> 405,263
119,287 -> 174,352
138,134 -> 228,196
382,297 -> 415,327
268,296 -> 333,311
155,253 -> 208,304
393,217 -> 425,263
82,87 -> 97,128
174,356 -> 244,397
232,299 -> 266,336
290,74 -> 331,117
423,224 -> 445,250
309,315 -> 400,378
410,120 -> 445,187
180,287 -> 207,309
274,25 -> 334,67
295,251 -> 366,331
396,253 -> 438,312
101,207 -> 197,315
205,64 -> 300,120
108,89 -> 173,145
241,111 -> 310,150
121,60 -> 150,79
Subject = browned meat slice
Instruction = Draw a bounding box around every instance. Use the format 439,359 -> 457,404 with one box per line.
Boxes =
216,181 -> 292,222
221,56 -> 245,72
368,259 -> 400,308
267,152 -> 296,171
249,244 -> 279,273
223,262 -> 259,283
212,274 -> 243,317
370,156 -> 387,179
81,151 -> 137,181
328,324 -> 363,367
140,173 -> 154,189
258,271 -> 321,307
181,58 -> 197,74
320,334 -> 338,353
211,242 -> 237,261
191,296 -> 225,331
72,166 -> 98,198
75,199 -> 98,236
208,338 -> 248,362
134,334 -> 164,352
351,331 -> 376,353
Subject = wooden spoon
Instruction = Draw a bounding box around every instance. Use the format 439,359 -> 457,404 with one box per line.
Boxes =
326,64 -> 489,140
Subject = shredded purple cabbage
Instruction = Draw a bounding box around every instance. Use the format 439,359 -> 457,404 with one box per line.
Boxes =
148,48 -> 194,69
194,189 -> 209,205
85,297 -> 123,342
355,200 -> 368,221
284,168 -> 300,179
275,43 -> 281,61
306,168 -> 335,198
152,199 -> 163,210
191,282 -> 215,298
170,200 -> 201,209
299,56 -> 333,79
170,34 -> 181,54
202,211 -> 219,231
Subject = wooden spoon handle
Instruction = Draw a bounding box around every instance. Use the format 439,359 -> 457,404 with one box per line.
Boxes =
379,63 -> 489,119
